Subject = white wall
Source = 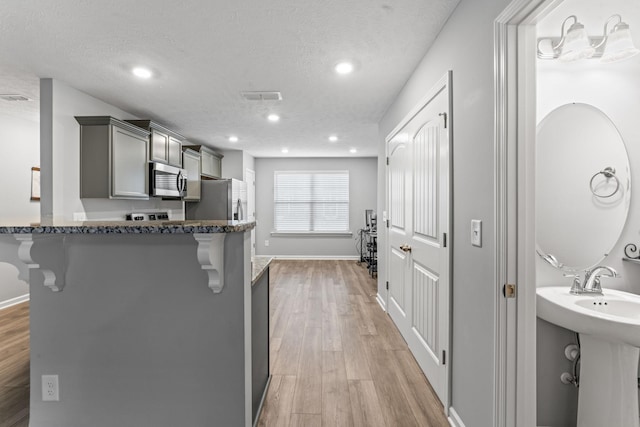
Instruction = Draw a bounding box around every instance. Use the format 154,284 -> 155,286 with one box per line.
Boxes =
535,0 -> 640,424
377,0 -> 510,424
255,157 -> 377,258
40,79 -> 183,222
0,111 -> 39,306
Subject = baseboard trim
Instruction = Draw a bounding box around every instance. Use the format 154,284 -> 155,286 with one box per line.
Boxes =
376,293 -> 387,312
0,294 -> 30,311
253,375 -> 272,427
272,255 -> 360,261
448,407 -> 466,427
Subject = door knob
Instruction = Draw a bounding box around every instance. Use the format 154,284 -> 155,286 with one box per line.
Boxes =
400,244 -> 412,253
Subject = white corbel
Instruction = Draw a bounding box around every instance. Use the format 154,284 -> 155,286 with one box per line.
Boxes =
193,233 -> 226,293
13,234 -> 65,292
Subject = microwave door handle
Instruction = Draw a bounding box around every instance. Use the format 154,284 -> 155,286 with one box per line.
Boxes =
176,172 -> 186,194
180,174 -> 186,192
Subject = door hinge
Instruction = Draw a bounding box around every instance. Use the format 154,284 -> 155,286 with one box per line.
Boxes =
386,156 -> 389,166
443,232 -> 447,248
386,281 -> 389,290
441,350 -> 446,365
503,284 -> 516,298
439,112 -> 448,129
386,219 -> 390,228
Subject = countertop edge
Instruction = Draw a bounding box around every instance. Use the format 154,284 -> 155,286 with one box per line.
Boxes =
0,221 -> 256,235
251,256 -> 273,286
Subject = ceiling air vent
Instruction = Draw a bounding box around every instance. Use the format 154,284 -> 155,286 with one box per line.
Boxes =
0,94 -> 32,102
240,91 -> 282,101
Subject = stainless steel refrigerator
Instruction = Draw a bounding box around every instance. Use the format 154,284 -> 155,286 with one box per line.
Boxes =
185,178 -> 247,221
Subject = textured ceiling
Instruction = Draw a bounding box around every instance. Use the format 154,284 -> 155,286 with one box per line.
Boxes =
0,0 -> 460,157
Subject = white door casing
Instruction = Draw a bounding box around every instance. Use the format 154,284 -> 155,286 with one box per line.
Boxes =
495,0 -> 555,425
386,71 -> 452,409
246,168 -> 256,258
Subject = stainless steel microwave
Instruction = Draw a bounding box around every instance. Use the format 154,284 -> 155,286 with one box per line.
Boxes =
149,162 -> 187,198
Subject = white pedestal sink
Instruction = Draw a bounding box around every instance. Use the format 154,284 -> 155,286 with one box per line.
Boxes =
537,286 -> 640,427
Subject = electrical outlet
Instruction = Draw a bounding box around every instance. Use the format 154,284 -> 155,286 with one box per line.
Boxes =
42,374 -> 59,401
264,240 -> 269,247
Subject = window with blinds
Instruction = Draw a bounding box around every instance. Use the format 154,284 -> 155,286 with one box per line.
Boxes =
274,171 -> 349,232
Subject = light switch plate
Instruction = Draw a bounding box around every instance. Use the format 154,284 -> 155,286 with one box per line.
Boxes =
471,220 -> 482,247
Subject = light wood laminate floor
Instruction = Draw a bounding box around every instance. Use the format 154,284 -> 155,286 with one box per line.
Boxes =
0,301 -> 29,427
258,260 -> 448,427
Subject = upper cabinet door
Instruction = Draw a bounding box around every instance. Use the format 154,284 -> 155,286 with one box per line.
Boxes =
111,125 -> 149,199
168,136 -> 182,167
182,149 -> 201,201
150,129 -> 169,164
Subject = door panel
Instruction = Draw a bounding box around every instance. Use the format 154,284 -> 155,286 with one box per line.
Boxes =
414,122 -> 440,241
389,247 -> 407,315
389,146 -> 407,230
412,262 -> 439,362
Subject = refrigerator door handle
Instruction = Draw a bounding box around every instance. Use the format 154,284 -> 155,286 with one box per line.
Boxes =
236,198 -> 243,221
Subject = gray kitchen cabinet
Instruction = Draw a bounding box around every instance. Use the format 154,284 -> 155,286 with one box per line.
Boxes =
187,145 -> 223,179
76,116 -> 150,200
126,120 -> 184,168
168,136 -> 182,167
252,265 -> 270,424
200,147 -> 223,178
182,148 -> 201,201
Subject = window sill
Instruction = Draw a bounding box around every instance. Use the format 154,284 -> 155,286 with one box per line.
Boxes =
270,231 -> 353,238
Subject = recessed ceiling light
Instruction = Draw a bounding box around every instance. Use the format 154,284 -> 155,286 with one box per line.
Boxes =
268,114 -> 280,122
335,62 -> 354,75
228,136 -> 239,143
132,67 -> 153,79
329,135 -> 339,142
350,148 -> 357,154
282,148 -> 289,154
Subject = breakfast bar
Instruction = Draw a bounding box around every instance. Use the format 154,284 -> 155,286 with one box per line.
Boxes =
0,220 -> 269,427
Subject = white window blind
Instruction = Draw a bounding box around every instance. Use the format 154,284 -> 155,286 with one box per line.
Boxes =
274,171 -> 349,232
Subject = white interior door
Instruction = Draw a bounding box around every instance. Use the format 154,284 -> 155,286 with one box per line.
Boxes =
386,73 -> 451,408
246,168 -> 256,258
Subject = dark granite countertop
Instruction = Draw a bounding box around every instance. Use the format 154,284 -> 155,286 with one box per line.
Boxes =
0,220 -> 256,235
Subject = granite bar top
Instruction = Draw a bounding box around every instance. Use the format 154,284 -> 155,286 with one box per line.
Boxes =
0,220 -> 256,235
251,256 -> 273,286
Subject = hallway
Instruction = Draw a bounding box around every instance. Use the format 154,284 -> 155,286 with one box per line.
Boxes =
258,260 -> 448,426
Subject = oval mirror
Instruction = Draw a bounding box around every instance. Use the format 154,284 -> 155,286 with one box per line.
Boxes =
536,103 -> 631,272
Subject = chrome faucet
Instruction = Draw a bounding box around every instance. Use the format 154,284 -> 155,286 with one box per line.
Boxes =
570,266 -> 618,295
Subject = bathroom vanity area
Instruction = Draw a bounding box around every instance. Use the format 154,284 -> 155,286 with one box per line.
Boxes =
0,220 -> 270,427
534,1 -> 640,424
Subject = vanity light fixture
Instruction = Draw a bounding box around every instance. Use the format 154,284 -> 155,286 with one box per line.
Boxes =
537,14 -> 639,63
267,114 -> 280,122
600,15 -> 640,63
132,67 -> 153,79
228,135 -> 239,143
329,135 -> 338,142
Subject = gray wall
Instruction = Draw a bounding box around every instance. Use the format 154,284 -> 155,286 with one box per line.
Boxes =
255,157 -> 377,258
535,0 -> 640,424
0,108 -> 39,305
221,149 -> 256,181
40,79 -> 183,222
377,0 -> 510,424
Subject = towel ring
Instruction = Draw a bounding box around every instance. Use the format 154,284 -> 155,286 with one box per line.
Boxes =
589,167 -> 620,198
